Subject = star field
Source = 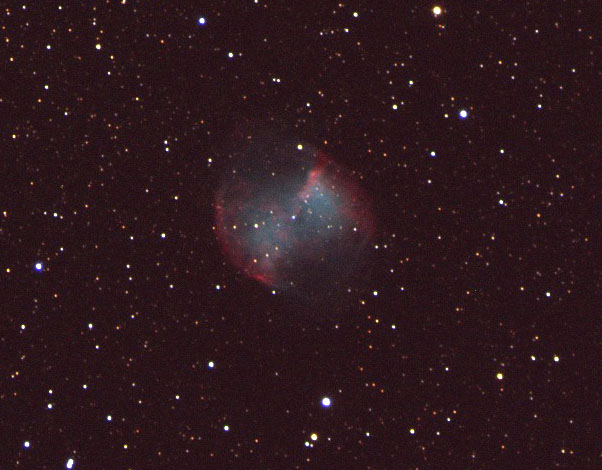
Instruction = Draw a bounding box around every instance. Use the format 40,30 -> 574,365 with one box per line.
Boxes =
1,1 -> 601,469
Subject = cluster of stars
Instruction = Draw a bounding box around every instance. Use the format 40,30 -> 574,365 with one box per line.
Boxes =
1,0 -> 591,467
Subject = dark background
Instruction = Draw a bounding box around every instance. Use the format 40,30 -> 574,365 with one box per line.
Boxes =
1,0 -> 601,468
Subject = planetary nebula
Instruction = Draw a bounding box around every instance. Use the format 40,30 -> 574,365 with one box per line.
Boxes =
214,136 -> 375,307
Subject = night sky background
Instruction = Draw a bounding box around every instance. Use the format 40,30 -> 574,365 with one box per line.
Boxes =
2,1 -> 601,469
